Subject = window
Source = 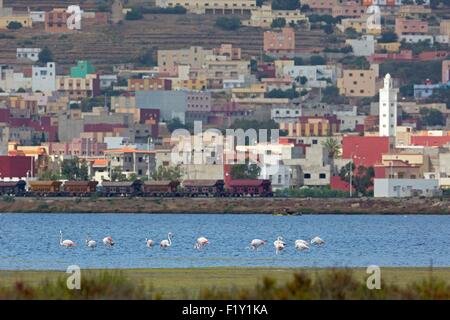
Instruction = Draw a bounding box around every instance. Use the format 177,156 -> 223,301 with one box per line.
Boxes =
319,173 -> 326,179
304,173 -> 311,179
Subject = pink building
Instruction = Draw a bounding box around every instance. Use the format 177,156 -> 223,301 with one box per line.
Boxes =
45,138 -> 107,157
442,60 -> 450,83
395,18 -> 428,36
212,44 -> 241,60
263,28 -> 295,53
332,4 -> 366,18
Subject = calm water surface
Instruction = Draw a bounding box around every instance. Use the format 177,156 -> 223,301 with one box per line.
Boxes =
0,213 -> 449,270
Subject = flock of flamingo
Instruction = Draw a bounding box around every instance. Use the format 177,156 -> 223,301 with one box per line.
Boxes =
59,231 -> 325,254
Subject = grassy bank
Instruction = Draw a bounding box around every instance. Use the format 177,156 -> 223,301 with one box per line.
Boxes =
0,267 -> 449,299
1,197 -> 450,214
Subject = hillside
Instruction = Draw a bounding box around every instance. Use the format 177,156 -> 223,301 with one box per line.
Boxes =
0,14 -> 335,71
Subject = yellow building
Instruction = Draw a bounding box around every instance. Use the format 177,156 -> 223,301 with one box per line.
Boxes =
243,5 -> 309,28
231,84 -> 267,99
440,20 -> 450,37
279,118 -> 339,137
399,5 -> 432,18
274,60 -> 295,78
175,78 -> 207,91
156,0 -> 256,14
0,15 -> 32,29
157,46 -> 212,69
376,42 -> 401,53
337,65 -> 379,97
338,17 -> 382,35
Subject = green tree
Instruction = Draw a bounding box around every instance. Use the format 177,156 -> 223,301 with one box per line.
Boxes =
271,18 -> 286,28
125,8 -> 144,20
340,163 -> 374,196
266,88 -> 299,99
7,21 -> 22,30
272,0 -> 301,10
111,167 -> 126,182
321,86 -> 348,104
323,24 -> 334,35
61,157 -> 89,181
215,17 -> 241,30
419,108 -> 445,126
321,138 -> 341,159
230,162 -> 261,179
136,47 -> 157,66
309,55 -> 326,65
166,117 -> 193,133
151,165 -> 183,181
38,47 -> 54,64
379,31 -> 398,43
344,27 -> 358,38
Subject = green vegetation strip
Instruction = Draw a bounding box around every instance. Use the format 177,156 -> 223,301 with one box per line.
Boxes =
0,267 -> 448,299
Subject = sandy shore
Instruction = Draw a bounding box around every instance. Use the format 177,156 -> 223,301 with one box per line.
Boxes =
0,197 -> 449,214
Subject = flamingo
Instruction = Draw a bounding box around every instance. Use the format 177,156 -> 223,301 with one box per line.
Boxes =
249,239 -> 267,251
86,235 -> 97,249
160,232 -> 173,249
59,230 -> 76,247
295,239 -> 310,251
311,236 -> 325,246
274,236 -> 286,255
194,236 -> 209,250
103,236 -> 114,247
145,238 -> 154,248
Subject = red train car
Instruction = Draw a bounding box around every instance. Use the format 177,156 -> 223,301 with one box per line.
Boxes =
228,179 -> 273,197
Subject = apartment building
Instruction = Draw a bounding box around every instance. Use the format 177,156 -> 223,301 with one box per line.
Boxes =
45,8 -> 72,33
337,65 -> 379,97
279,116 -> 341,137
32,63 -> 56,94
205,57 -> 250,89
263,28 -> 295,53
244,5 -> 308,28
395,18 -> 428,36
157,46 -> 212,68
128,78 -> 172,91
57,74 -> 100,99
156,0 -> 256,15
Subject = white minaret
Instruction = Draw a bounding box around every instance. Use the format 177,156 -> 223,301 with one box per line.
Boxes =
379,74 -> 398,137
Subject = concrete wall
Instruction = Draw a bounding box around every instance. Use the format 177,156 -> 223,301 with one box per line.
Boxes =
374,178 -> 440,197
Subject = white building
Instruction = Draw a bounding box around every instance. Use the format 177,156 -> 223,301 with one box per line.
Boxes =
32,62 -> 56,94
374,178 -> 440,197
379,73 -> 398,137
0,65 -> 32,92
345,35 -> 375,57
399,34 -> 434,45
29,11 -> 46,22
16,48 -> 41,62
283,65 -> 336,88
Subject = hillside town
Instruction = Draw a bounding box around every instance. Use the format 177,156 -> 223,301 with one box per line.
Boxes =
1,0 -> 450,198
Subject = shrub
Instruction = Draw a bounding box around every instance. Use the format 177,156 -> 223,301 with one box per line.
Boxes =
2,195 -> 15,203
125,8 -> 144,20
215,17 -> 241,31
140,5 -> 187,14
275,186 -> 349,198
7,21 -> 22,30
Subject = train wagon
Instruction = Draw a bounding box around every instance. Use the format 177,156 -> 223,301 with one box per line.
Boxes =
182,179 -> 225,197
0,180 -> 26,195
101,181 -> 141,197
63,181 -> 98,196
142,180 -> 180,197
228,179 -> 273,197
28,181 -> 63,196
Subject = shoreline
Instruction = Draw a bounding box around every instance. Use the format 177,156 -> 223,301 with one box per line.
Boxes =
0,197 -> 449,214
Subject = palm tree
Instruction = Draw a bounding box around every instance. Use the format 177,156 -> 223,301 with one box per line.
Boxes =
321,138 -> 341,159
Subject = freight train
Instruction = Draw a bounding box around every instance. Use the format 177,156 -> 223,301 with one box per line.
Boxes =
0,179 -> 273,198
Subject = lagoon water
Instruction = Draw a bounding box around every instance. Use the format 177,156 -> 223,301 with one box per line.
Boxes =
0,213 -> 449,270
